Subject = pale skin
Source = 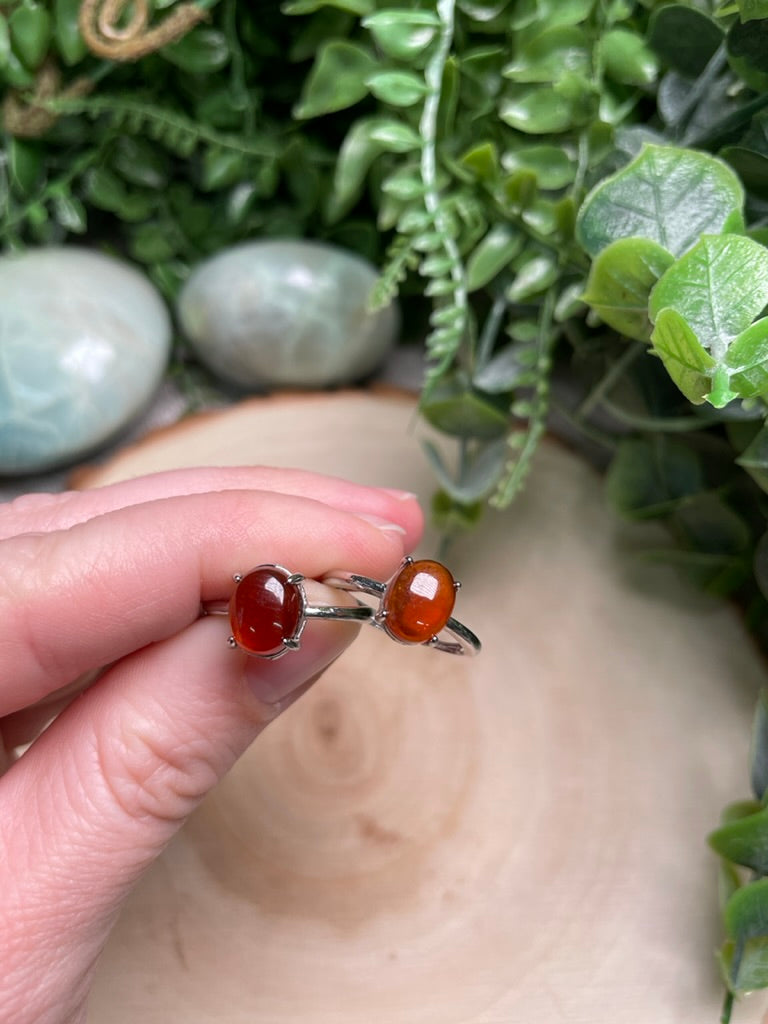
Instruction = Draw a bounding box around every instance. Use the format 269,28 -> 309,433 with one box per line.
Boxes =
0,466 -> 423,1024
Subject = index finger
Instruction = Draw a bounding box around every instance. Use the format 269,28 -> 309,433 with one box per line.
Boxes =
0,488 -> 413,717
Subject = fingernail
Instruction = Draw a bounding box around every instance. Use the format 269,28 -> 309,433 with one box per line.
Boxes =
355,512 -> 406,534
382,488 -> 418,502
242,632 -> 355,708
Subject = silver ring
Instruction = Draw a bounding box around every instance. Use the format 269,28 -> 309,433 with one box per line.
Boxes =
323,557 -> 481,657
205,564 -> 373,659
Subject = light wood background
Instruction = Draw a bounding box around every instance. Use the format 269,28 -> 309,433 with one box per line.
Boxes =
81,390 -> 768,1023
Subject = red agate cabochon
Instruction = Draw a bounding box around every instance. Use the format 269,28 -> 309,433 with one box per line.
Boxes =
381,559 -> 456,644
229,566 -> 303,657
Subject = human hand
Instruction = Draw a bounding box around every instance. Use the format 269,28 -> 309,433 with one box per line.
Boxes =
0,466 -> 422,1024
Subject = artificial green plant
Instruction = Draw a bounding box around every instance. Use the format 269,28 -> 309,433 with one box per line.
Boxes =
7,1 -> 768,1014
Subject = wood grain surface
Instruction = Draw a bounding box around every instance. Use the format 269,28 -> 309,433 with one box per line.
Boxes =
81,390 -> 768,1024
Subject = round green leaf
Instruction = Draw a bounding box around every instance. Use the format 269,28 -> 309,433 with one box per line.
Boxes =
599,29 -> 658,87
576,143 -> 745,259
503,26 -> 590,84
362,10 -> 440,60
582,237 -> 674,342
365,70 -> 427,107
501,145 -> 575,190
647,5 -> 723,79
650,235 -> 768,359
294,41 -> 378,119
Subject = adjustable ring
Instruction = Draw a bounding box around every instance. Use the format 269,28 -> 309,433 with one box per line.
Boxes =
205,564 -> 373,660
323,557 -> 481,657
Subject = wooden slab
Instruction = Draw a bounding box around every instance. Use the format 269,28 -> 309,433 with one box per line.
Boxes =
82,391 -> 768,1023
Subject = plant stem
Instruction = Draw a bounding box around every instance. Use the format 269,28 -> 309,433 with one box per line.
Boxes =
419,0 -> 468,356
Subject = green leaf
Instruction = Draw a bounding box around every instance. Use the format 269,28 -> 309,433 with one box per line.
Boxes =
365,70 -> 427,107
51,192 -> 86,234
326,118 -> 386,223
161,28 -> 230,74
0,14 -> 9,70
650,308 -> 716,405
722,880 -> 768,994
381,167 -> 425,200
110,137 -> 170,191
506,253 -> 558,302
728,16 -> 768,74
737,0 -> 768,21
8,137 -> 41,195
501,145 -> 575,189
576,144 -> 745,259
8,0 -> 51,71
726,318 -> 768,398
599,29 -> 658,87
473,344 -> 536,393
459,142 -> 500,183
421,377 -> 509,439
466,225 -> 522,291
582,237 -> 675,342
605,436 -> 704,519
711,804 -> 768,872
649,235 -> 768,386
282,0 -> 373,12
200,148 -> 246,191
362,9 -> 440,61
367,119 -> 422,153
647,5 -> 724,79
503,26 -> 590,84
294,41 -> 378,119
536,0 -> 594,26
500,87 -> 577,134
53,0 -> 86,65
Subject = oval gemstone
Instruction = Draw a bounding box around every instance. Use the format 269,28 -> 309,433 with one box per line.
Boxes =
229,566 -> 303,657
382,559 -> 456,645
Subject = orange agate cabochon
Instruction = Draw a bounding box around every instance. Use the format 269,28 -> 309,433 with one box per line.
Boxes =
229,566 -> 303,656
382,559 -> 456,644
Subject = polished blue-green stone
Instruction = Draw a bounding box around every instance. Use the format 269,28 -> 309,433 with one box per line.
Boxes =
177,240 -> 399,389
0,247 -> 171,474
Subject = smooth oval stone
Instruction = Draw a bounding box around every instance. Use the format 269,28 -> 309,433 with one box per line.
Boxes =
0,246 -> 171,475
382,559 -> 457,644
177,240 -> 399,389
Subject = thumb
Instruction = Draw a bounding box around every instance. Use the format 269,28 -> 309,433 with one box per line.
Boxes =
0,607 -> 358,1024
